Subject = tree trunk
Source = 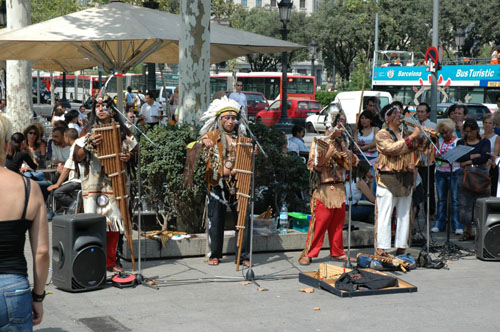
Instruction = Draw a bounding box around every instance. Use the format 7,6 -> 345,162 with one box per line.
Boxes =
6,0 -> 32,132
178,0 -> 210,125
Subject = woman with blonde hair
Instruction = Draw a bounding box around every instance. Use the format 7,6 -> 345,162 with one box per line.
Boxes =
0,113 -> 50,330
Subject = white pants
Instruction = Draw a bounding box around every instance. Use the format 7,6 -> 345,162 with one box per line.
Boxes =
376,185 -> 412,249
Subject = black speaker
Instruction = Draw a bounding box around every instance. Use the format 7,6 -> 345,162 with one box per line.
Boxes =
474,197 -> 500,261
52,214 -> 107,292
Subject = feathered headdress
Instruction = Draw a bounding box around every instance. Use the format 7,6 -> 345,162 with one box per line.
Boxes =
325,103 -> 345,129
199,96 -> 242,136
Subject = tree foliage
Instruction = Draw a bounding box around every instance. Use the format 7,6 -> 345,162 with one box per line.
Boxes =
231,6 -> 311,72
31,0 -> 81,24
310,0 -> 374,82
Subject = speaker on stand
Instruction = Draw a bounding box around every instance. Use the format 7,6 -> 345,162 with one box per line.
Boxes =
474,197 -> 500,261
52,214 -> 107,291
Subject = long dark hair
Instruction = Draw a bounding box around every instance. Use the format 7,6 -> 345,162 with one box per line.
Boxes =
463,118 -> 481,141
23,124 -> 41,149
357,110 -> 374,135
6,132 -> 25,159
353,160 -> 371,181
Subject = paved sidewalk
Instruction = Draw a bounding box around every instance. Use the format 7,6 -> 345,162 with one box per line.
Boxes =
30,227 -> 500,332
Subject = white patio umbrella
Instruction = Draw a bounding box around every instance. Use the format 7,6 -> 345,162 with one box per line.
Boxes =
0,1 -> 302,71
0,1 -> 302,109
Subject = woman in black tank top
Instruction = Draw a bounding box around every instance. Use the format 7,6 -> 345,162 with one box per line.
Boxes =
0,114 -> 49,330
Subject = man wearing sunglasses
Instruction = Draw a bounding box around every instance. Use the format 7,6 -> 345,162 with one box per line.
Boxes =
229,81 -> 247,119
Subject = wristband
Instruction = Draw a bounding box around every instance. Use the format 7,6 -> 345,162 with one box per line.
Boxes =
32,289 -> 46,302
404,136 -> 413,149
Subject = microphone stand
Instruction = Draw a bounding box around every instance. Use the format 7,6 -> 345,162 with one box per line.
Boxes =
338,121 -> 369,268
107,100 -> 160,289
404,115 -> 439,255
434,145 -> 473,256
238,118 -> 267,282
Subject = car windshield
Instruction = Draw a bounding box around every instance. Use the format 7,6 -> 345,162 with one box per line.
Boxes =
437,105 -> 489,120
467,106 -> 489,121
246,93 -> 266,103
309,101 -> 321,109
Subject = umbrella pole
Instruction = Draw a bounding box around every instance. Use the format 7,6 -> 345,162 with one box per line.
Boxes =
117,72 -> 124,113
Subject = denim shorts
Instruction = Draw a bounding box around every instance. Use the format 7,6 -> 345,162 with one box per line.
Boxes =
0,274 -> 32,332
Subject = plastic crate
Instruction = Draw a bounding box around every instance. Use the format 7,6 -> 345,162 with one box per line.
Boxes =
288,212 -> 311,233
252,216 -> 277,236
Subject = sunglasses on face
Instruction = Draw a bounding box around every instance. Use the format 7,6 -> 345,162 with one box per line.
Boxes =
27,131 -> 37,135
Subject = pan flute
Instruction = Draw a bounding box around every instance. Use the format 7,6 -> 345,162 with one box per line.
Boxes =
314,136 -> 350,170
233,137 -> 253,270
94,121 -> 136,271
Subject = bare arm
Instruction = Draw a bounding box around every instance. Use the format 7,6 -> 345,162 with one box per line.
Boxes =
361,127 -> 379,151
357,180 -> 375,203
28,181 -> 49,326
48,167 -> 70,191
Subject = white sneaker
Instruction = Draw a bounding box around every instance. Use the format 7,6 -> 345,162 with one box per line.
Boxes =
455,229 -> 464,235
431,227 -> 440,233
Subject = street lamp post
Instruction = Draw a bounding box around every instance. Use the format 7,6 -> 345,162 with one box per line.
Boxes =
455,28 -> 465,64
310,39 -> 318,83
143,1 -> 160,94
0,2 -> 6,26
276,0 -> 293,134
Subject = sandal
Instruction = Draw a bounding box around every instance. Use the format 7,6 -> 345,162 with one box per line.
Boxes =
376,249 -> 388,257
330,255 -> 356,262
395,248 -> 406,255
208,258 -> 220,266
298,256 -> 312,266
458,232 -> 474,241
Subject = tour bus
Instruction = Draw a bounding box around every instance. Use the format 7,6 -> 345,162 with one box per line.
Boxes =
95,72 -> 179,97
372,50 -> 500,112
210,72 -> 316,102
32,73 -> 93,103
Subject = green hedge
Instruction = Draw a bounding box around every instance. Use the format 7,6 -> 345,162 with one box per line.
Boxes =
315,90 -> 338,107
136,122 -> 310,233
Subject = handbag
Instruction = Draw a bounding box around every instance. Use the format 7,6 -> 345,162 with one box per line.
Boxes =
462,167 -> 490,195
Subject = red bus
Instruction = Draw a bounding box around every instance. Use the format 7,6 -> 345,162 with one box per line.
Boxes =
210,72 -> 316,102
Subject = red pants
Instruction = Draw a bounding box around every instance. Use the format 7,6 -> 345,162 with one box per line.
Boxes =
304,200 -> 346,258
106,231 -> 120,268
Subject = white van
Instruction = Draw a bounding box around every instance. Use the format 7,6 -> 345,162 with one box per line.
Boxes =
334,90 -> 392,124
155,86 -> 176,110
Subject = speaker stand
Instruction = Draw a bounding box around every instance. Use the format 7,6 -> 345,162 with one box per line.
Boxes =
134,272 -> 159,290
134,134 -> 159,290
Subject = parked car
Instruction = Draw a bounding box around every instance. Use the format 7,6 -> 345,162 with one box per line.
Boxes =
226,91 -> 269,121
437,103 -> 491,133
305,102 -> 340,133
256,99 -> 322,127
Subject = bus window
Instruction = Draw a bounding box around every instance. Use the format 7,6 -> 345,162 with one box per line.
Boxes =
485,89 -> 500,103
288,78 -> 314,95
210,77 -> 228,96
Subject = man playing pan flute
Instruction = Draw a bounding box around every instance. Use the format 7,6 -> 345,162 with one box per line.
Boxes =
199,96 -> 251,267
299,107 -> 357,266
374,104 -> 422,257
74,97 -> 137,273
